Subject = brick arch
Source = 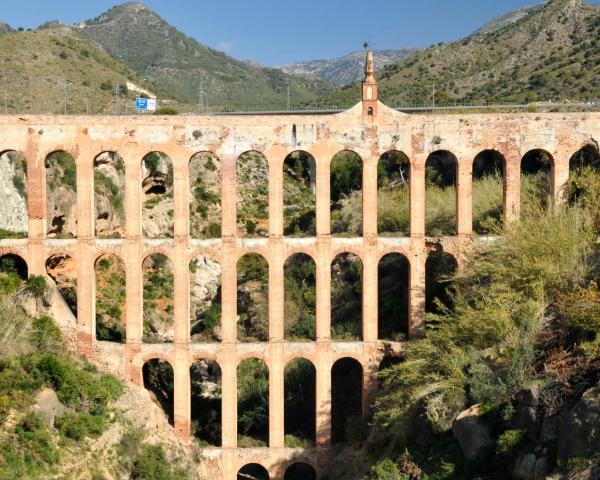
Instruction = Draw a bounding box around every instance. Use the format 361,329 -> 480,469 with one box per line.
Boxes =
43,147 -> 79,161
376,248 -> 412,263
235,462 -> 271,480
93,250 -> 125,266
237,353 -> 270,367
283,245 -> 318,258
283,461 -> 319,480
0,247 -> 29,267
282,351 -> 318,366
330,247 -> 363,261
283,250 -> 316,266
142,249 -> 174,263
235,247 -> 270,261
140,352 -> 174,367
189,354 -> 221,369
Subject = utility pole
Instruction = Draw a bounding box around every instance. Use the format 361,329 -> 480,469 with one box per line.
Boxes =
432,83 -> 436,111
287,84 -> 290,110
115,80 -> 120,115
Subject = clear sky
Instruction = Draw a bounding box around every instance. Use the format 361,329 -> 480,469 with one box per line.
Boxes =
2,0 -> 599,65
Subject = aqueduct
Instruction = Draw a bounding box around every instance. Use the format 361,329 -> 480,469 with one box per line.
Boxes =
0,57 -> 599,479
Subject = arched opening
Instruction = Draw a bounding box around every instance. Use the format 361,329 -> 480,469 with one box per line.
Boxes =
237,358 -> 269,447
237,151 -> 269,238
425,150 -> 457,236
238,464 -> 269,480
46,151 -> 77,238
0,150 -> 27,239
378,253 -> 409,340
568,144 -> 600,206
237,254 -> 269,342
284,253 -> 316,341
284,358 -> 316,447
94,151 -> 125,238
283,151 -> 316,237
425,250 -> 457,314
142,253 -> 174,343
0,254 -> 28,295
142,152 -> 173,238
285,463 -> 317,480
331,357 -> 363,444
521,149 -> 553,212
378,151 -> 410,236
189,152 -> 221,239
46,254 -> 76,317
95,254 -> 126,343
143,358 -> 174,425
330,151 -> 363,236
190,359 -> 222,446
190,255 -> 222,343
331,253 -> 362,340
473,150 -> 505,235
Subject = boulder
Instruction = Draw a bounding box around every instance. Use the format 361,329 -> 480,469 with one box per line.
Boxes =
513,453 -> 536,480
33,388 -> 66,428
511,384 -> 543,442
558,383 -> 600,459
452,404 -> 494,460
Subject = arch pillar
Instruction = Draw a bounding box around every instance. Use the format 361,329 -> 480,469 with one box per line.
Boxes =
269,238 -> 284,341
504,150 -> 521,221
221,240 -> 237,343
315,153 -> 330,236
173,239 -> 190,344
173,349 -> 191,441
77,242 -> 94,356
268,153 -> 283,237
315,347 -> 331,446
220,153 -> 237,238
269,344 -> 284,448
26,147 -> 46,276
553,148 -> 570,206
315,237 -> 331,341
362,247 -> 378,342
457,156 -> 472,236
362,154 -> 378,238
409,248 -> 426,337
410,153 -> 426,237
221,346 -> 237,448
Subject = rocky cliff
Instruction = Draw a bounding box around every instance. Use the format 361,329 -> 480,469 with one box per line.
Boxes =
0,151 -> 27,237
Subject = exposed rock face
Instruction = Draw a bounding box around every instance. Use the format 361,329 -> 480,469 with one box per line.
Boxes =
94,152 -> 125,238
511,383 -> 543,442
236,151 -> 269,237
33,388 -> 67,428
558,383 -> 600,459
142,153 -> 173,238
142,254 -> 174,343
513,453 -> 551,480
46,152 -> 77,238
190,255 -> 221,342
452,404 -> 494,461
189,152 -> 221,239
0,151 -> 27,235
45,254 -> 77,317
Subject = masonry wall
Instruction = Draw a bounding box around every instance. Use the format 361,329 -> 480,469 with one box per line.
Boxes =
0,102 -> 598,479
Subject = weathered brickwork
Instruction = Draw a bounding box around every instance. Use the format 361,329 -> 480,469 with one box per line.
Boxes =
0,95 -> 599,478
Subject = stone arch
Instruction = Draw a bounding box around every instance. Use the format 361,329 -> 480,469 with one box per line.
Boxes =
378,252 -> 409,340
283,150 -> 316,236
569,144 -> 600,172
238,463 -> 270,480
567,144 -> 600,204
94,253 -> 126,343
285,462 -> 317,480
237,150 -> 269,238
331,252 -> 362,340
190,358 -> 222,446
190,254 -> 222,343
45,150 -> 77,238
425,150 -> 457,236
378,150 -> 410,236
0,150 -> 28,239
472,149 -> 505,235
142,253 -> 174,343
237,358 -> 269,447
237,253 -> 269,342
330,150 -> 363,236
331,357 -> 363,444
141,151 -> 173,238
425,249 -> 457,314
521,149 -> 553,212
189,151 -> 221,239
284,253 -> 316,341
0,253 -> 28,280
143,358 -> 174,426
284,358 -> 316,446
94,151 -> 125,238
46,253 -> 77,318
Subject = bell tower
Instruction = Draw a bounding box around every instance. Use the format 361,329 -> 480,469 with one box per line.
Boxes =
362,50 -> 378,118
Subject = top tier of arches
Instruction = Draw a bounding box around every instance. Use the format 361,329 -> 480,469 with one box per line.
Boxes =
0,144 -> 598,240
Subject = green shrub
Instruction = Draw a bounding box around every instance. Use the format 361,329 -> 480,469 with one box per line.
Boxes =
26,275 -> 47,298
496,429 -> 526,456
55,411 -> 106,440
153,107 -> 179,116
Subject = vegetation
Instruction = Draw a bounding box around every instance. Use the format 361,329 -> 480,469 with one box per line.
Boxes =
143,254 -> 174,343
237,152 -> 269,237
283,151 -> 316,236
94,152 -> 125,238
237,254 -> 269,342
331,253 -> 362,340
142,152 -> 174,238
331,151 -> 363,236
189,152 -> 221,239
95,255 -> 126,343
284,254 -> 316,340
237,359 -> 269,446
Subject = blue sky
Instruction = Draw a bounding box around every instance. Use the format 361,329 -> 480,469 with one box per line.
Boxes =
2,0 -> 598,65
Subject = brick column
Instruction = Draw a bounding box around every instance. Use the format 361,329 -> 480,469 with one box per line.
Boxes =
268,155 -> 283,237
221,347 -> 237,448
26,142 -> 46,276
362,247 -> 378,342
315,153 -> 330,236
76,145 -> 95,354
315,345 -> 331,446
456,156 -> 472,236
173,156 -> 190,344
173,349 -> 191,441
220,154 -> 237,238
269,238 -> 284,341
362,155 -> 378,238
410,153 -> 426,237
269,345 -> 284,448
315,238 -> 331,340
504,151 -> 521,221
553,149 -> 570,206
409,248 -> 426,337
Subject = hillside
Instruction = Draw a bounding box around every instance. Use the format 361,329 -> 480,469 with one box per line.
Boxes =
0,22 -> 13,35
0,26 -> 162,114
276,48 -> 418,86
474,2 -> 546,35
78,2 -> 333,108
316,0 -> 600,107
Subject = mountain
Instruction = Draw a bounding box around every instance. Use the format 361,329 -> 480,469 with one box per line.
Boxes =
0,25 -> 160,114
0,22 -> 14,35
78,2 -> 333,108
276,48 -> 418,86
474,2 -> 546,35
316,0 -> 600,107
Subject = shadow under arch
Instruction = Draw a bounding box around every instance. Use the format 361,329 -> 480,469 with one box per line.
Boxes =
190,358 -> 222,446
331,357 -> 363,444
238,463 -> 269,480
284,357 -> 316,447
142,357 -> 174,426
378,150 -> 410,237
425,249 -> 457,315
285,462 -> 317,480
378,252 -> 409,340
0,253 -> 28,280
237,357 -> 269,447
521,149 -> 553,212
